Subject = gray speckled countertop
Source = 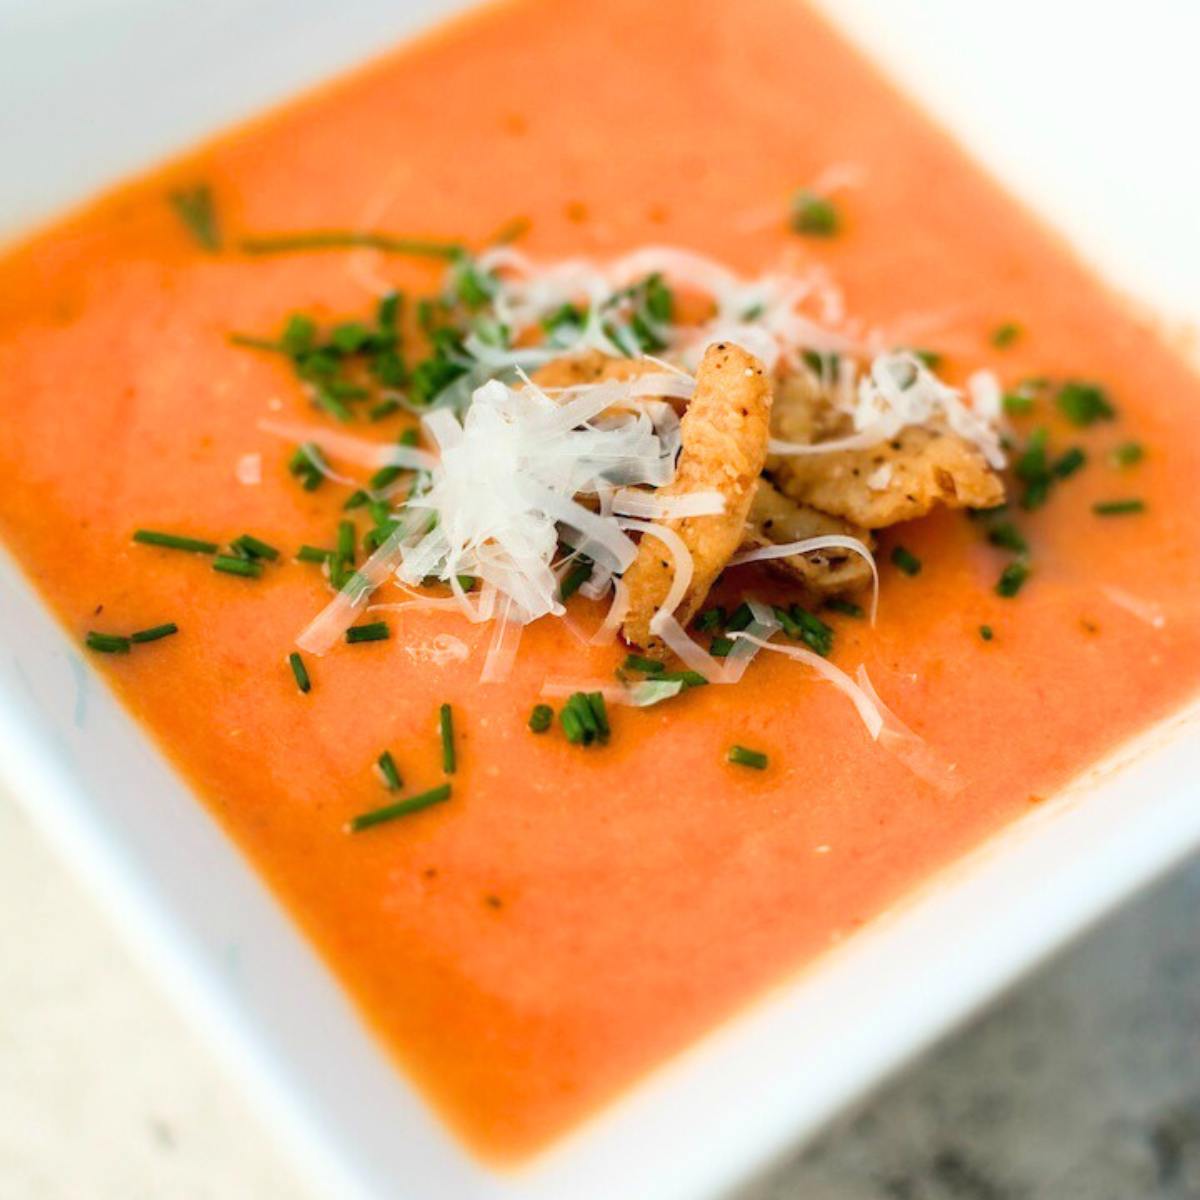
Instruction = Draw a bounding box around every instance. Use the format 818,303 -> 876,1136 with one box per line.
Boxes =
2,785 -> 1198,1197
740,858 -> 1200,1200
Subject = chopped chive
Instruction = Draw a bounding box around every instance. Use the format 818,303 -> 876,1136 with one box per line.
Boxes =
825,598 -> 864,619
695,606 -> 726,633
343,490 -> 371,511
491,214 -> 532,245
1111,441 -> 1145,468
213,554 -> 263,578
313,386 -> 353,423
790,189 -> 839,237
560,704 -> 585,744
996,560 -> 1031,598
558,558 -> 593,602
377,750 -> 402,791
347,783 -> 452,833
296,544 -> 333,563
1053,446 -> 1087,478
658,670 -> 708,689
1056,380 -> 1115,427
986,522 -> 1028,554
439,703 -> 456,774
726,602 -> 754,633
130,622 -> 179,644
133,529 -> 219,554
346,621 -> 389,644
586,692 -> 610,743
240,232 -> 462,259
990,322 -> 1021,348
528,703 -> 553,733
168,184 -> 220,252
369,398 -> 402,421
228,333 -> 282,353
1093,498 -> 1145,516
85,631 -> 131,654
890,545 -> 922,576
979,624 -> 995,641
232,534 -> 280,561
564,693 -> 600,745
288,651 -> 311,693
623,654 -> 665,675
728,745 -> 768,770
710,635 -> 735,657
337,519 -> 356,560
910,348 -> 943,370
1002,392 -> 1036,416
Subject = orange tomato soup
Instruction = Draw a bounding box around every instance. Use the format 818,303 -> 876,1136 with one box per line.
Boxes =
2,0 -> 1200,1162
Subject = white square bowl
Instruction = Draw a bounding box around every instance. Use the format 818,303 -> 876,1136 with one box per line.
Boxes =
2,3 -> 1199,1197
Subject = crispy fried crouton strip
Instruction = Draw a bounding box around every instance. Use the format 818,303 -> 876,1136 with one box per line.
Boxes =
742,479 -> 876,595
771,425 -> 1004,529
529,349 -> 668,391
622,342 -> 772,652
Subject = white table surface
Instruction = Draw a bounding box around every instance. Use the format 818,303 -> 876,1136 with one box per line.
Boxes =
4,779 -> 1198,1199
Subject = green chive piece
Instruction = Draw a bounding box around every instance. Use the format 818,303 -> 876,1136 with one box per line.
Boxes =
990,322 -> 1021,348
623,654 -> 665,675
133,529 -> 219,555
825,598 -> 864,619
726,602 -> 754,633
558,558 -> 593,602
85,631 -> 131,654
528,704 -> 553,733
232,534 -> 280,561
347,783 -> 452,833
1053,447 -> 1087,479
1111,441 -> 1145,468
240,232 -> 462,259
1056,380 -> 1115,427
377,750 -> 402,791
288,651 -> 311,694
337,520 -> 356,560
586,692 -> 610,743
996,560 -> 1031,598
710,635 -> 735,657
313,386 -> 353,423
790,189 -> 839,237
695,606 -> 727,633
369,398 -> 402,422
1002,392 -> 1036,416
439,703 -> 456,773
564,693 -> 600,745
296,544 -> 333,564
891,545 -> 922,576
979,625 -> 995,642
1093,498 -> 1145,516
560,704 -> 585,745
910,348 -> 943,370
213,554 -> 263,578
728,745 -> 768,770
346,622 -> 389,644
130,622 -> 179,644
986,522 -> 1028,554
168,184 -> 220,252
658,670 -> 708,689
